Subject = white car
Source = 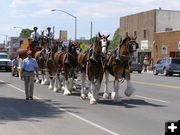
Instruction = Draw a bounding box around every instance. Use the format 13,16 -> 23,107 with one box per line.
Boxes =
0,52 -> 12,72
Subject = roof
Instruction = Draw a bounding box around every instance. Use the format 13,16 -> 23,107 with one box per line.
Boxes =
120,9 -> 180,18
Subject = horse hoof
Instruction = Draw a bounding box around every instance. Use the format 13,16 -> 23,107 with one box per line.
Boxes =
103,93 -> 109,99
111,92 -> 119,100
48,86 -> 53,90
124,87 -> 135,97
35,80 -> 39,83
73,85 -> 76,90
63,93 -> 71,96
63,90 -> 71,96
41,81 -> 45,85
61,87 -> 65,91
90,98 -> 97,105
53,88 -> 59,92
80,94 -> 86,100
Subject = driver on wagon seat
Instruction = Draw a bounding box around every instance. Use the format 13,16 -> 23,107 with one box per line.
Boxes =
30,27 -> 40,50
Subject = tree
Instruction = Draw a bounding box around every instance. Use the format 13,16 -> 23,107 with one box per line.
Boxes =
19,29 -> 33,39
109,27 -> 121,50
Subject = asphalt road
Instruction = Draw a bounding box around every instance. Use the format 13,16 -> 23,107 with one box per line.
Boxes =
0,71 -> 180,135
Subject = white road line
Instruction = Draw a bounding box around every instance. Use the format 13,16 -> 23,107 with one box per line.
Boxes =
0,80 -> 119,135
132,81 -> 180,90
134,95 -> 169,103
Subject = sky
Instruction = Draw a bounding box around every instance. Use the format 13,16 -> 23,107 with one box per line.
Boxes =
1,0 -> 180,43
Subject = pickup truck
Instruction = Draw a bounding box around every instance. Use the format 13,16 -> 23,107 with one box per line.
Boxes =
0,52 -> 12,72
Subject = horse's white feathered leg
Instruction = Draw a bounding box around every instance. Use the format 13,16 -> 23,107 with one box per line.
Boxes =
61,74 -> 65,91
63,79 -> 71,96
41,73 -> 45,85
44,70 -> 50,85
124,80 -> 135,97
57,73 -> 62,91
94,80 -> 101,101
80,73 -> 86,100
53,73 -> 59,92
90,81 -> 97,105
69,78 -> 73,92
111,80 -> 120,102
103,71 -> 110,99
48,77 -> 54,90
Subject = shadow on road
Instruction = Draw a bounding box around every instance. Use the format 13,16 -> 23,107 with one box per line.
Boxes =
0,97 -> 77,124
98,98 -> 166,108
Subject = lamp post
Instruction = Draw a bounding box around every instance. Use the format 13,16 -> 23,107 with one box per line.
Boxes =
51,9 -> 77,41
13,26 -> 23,29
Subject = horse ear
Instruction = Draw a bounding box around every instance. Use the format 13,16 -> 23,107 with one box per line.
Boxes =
126,32 -> 129,37
98,32 -> 101,37
106,34 -> 110,39
134,33 -> 137,40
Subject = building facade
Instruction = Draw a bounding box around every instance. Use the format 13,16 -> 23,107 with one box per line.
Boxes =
7,37 -> 21,58
120,9 -> 180,64
154,31 -> 180,63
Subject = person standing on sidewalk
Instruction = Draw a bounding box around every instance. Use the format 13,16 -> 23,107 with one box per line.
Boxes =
143,54 -> 150,72
22,50 -> 39,100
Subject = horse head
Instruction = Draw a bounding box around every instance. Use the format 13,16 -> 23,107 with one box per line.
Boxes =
98,32 -> 110,55
68,41 -> 80,61
119,33 -> 139,59
93,36 -> 103,56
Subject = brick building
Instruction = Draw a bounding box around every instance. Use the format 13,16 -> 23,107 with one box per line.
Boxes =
154,31 -> 180,63
120,9 -> 180,64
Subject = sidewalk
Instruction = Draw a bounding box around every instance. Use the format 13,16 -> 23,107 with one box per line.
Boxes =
143,70 -> 153,74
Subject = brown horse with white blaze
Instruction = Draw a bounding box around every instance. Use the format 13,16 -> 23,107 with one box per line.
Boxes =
78,33 -> 110,104
103,33 -> 139,102
34,48 -> 47,84
46,42 -> 59,90
53,41 -> 80,94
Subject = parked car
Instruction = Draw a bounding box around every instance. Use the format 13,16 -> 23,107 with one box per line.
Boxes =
153,57 -> 180,76
0,52 -> 12,72
130,63 -> 143,73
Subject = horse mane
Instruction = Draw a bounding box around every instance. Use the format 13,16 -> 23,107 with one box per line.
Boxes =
93,37 -> 101,46
120,36 -> 130,46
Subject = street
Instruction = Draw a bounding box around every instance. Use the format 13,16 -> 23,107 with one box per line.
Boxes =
0,71 -> 180,135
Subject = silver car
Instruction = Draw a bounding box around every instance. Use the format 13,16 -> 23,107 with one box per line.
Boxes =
153,57 -> 180,76
0,52 -> 12,72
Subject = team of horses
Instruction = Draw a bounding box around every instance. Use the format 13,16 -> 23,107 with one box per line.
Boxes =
17,32 -> 139,105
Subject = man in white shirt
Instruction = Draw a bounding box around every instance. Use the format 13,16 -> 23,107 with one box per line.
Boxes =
30,27 -> 41,50
31,27 -> 40,41
45,27 -> 54,40
45,27 -> 54,60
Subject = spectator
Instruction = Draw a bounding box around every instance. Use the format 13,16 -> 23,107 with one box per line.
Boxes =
22,50 -> 39,100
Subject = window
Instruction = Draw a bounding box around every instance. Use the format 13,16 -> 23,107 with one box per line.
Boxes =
165,28 -> 173,31
0,54 -> 8,59
143,30 -> 146,38
172,59 -> 180,64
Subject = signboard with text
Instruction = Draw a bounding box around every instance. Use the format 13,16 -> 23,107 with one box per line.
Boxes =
141,40 -> 148,50
59,30 -> 67,41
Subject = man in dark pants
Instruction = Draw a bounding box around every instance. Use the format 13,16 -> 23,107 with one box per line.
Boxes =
22,50 -> 39,100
